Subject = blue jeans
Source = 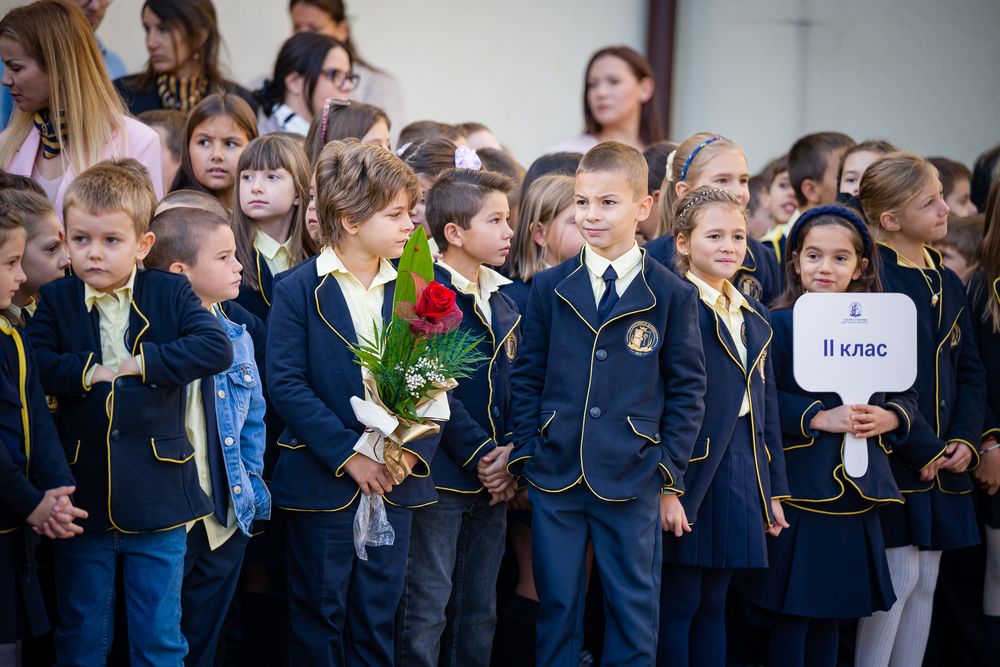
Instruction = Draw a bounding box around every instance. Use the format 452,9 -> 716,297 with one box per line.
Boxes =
54,527 -> 187,667
396,491 -> 507,667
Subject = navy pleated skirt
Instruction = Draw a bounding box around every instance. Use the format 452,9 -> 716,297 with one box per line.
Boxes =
880,487 -> 979,551
748,505 -> 896,618
663,418 -> 768,569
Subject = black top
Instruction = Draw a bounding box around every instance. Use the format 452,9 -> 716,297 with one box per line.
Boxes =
114,74 -> 260,116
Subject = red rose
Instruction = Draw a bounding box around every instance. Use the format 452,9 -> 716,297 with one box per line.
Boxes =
416,281 -> 458,321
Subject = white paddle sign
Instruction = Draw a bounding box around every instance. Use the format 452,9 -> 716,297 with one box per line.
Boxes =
793,293 -> 917,478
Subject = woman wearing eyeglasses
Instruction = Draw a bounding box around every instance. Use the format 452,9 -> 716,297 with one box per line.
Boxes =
114,0 -> 258,116
255,32 -> 357,137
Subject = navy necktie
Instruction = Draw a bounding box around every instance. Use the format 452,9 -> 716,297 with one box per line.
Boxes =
598,266 -> 619,322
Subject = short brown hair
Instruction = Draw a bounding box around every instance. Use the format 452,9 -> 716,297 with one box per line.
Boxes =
928,157 -> 972,200
671,186 -> 747,273
938,213 -> 983,263
577,141 -> 647,202
155,189 -> 230,219
0,191 -> 31,248
314,141 -> 419,247
146,207 -> 230,269
0,189 -> 55,239
398,120 -> 464,148
64,158 -> 157,236
426,168 -> 516,250
305,100 -> 390,166
0,170 -> 45,196
138,109 -> 187,162
788,132 -> 855,206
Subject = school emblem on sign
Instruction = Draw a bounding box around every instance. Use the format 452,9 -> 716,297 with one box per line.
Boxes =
504,334 -> 518,361
625,320 -> 659,357
737,274 -> 762,301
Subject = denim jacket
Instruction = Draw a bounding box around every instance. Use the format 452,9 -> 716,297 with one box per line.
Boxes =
214,305 -> 270,535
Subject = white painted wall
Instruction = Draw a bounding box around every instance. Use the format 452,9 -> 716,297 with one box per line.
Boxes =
671,0 -> 1000,171
87,0 -> 647,165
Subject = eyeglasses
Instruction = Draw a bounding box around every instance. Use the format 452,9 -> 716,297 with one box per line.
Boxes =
320,68 -> 360,91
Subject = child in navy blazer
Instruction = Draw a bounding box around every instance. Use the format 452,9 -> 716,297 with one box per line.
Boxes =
855,154 -> 986,667
395,168 -> 521,667
0,204 -> 86,656
657,187 -> 789,667
751,206 -> 930,667
267,141 -> 451,666
146,206 -> 271,667
508,142 -> 706,666
26,160 -> 233,666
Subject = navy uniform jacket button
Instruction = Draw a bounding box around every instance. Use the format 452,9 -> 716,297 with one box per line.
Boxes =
589,407 -> 602,418
492,406 -> 501,418
940,399 -> 946,409
595,349 -> 608,361
110,429 -> 119,441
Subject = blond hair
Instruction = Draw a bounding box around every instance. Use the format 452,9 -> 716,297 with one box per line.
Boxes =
0,0 -> 126,176
314,140 -> 419,248
63,159 -> 158,236
508,174 -> 575,281
660,133 -> 745,233
858,152 -> 938,233
671,186 -> 746,274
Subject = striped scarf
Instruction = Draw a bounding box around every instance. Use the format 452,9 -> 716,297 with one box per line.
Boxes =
33,110 -> 68,160
156,74 -> 209,112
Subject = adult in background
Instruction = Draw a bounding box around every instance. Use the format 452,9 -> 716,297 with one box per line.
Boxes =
0,0 -> 126,132
114,0 -> 258,116
255,32 -> 356,136
289,0 -> 405,143
546,45 -> 664,155
0,0 -> 163,214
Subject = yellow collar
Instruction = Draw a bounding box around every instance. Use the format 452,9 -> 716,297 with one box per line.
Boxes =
84,265 -> 137,312
583,242 -> 642,281
686,272 -> 747,314
438,261 -> 511,301
254,228 -> 292,260
315,246 -> 397,288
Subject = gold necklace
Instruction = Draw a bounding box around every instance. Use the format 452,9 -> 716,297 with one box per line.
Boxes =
895,249 -> 941,307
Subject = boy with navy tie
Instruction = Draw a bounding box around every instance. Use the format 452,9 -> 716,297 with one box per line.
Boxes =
27,159 -> 233,666
396,168 -> 520,667
145,207 -> 271,667
508,142 -> 707,666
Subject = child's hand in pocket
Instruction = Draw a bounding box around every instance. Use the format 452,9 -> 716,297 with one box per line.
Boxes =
660,493 -> 691,537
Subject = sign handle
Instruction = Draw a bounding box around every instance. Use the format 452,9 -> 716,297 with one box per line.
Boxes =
840,393 -> 872,478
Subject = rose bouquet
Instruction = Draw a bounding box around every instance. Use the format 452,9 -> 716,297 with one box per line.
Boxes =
348,227 -> 485,558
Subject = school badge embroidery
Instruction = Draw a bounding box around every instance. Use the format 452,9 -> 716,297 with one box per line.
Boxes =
757,350 -> 767,381
950,324 -> 961,347
737,274 -> 763,300
740,321 -> 748,346
625,320 -> 659,357
504,334 -> 517,361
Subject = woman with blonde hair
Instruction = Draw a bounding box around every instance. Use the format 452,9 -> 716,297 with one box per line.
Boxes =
0,0 -> 163,216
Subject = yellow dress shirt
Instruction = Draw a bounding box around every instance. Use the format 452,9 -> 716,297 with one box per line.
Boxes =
83,266 -> 141,383
185,305 -> 238,550
10,298 -> 36,323
316,246 -> 397,356
255,228 -> 293,277
687,272 -> 751,417
583,242 -> 643,307
438,261 -> 511,324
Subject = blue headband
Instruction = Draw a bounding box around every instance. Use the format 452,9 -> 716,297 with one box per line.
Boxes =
679,135 -> 725,182
787,205 -> 873,257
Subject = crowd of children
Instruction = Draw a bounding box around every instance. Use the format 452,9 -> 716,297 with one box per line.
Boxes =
1,1 -> 1000,666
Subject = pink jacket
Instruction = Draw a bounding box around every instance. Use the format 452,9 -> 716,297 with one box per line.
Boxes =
2,116 -> 163,219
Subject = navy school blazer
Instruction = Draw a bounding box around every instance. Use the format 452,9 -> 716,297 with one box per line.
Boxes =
508,248 -> 707,500
969,269 -> 1000,439
234,243 -> 276,323
499,277 -> 531,316
265,257 -> 483,511
0,322 -> 75,533
679,281 -> 789,527
877,243 -> 987,494
644,234 -> 782,306
26,269 -> 233,532
770,308 -> 923,510
431,264 -> 521,493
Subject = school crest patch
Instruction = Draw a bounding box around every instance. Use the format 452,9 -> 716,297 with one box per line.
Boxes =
740,321 -> 748,346
950,324 -> 961,347
737,274 -> 763,301
757,350 -> 767,381
625,320 -> 659,357
504,334 -> 518,361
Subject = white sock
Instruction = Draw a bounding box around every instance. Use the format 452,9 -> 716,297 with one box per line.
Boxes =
855,545 -> 920,667
985,527 -> 1000,616
887,549 -> 941,667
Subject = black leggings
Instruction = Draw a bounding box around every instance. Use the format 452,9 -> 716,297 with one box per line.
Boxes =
769,613 -> 838,667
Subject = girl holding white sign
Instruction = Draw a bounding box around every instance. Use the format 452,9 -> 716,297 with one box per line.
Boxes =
752,205 -> 921,667
657,187 -> 790,667
855,152 -> 986,667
